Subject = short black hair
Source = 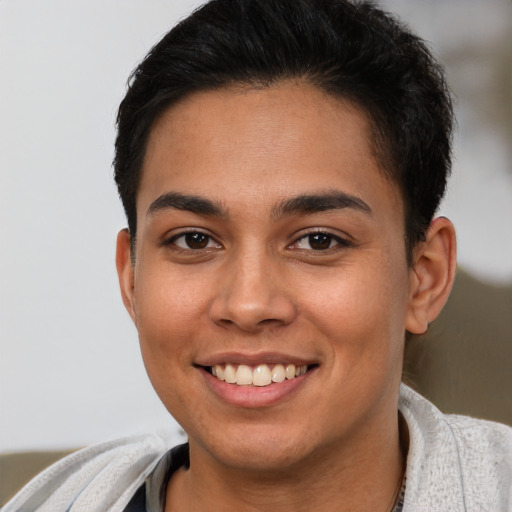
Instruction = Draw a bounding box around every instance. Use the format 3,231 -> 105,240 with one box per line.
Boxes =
114,0 -> 453,260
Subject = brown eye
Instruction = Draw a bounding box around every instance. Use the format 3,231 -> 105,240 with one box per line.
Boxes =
170,232 -> 220,250
184,233 -> 209,249
308,233 -> 332,250
291,231 -> 350,251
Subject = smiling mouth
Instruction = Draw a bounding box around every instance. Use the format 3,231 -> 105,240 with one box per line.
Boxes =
205,363 -> 315,387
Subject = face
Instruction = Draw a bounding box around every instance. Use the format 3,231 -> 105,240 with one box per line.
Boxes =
118,83 -> 417,472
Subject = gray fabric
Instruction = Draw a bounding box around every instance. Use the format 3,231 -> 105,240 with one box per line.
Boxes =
399,384 -> 512,511
1,433 -> 175,512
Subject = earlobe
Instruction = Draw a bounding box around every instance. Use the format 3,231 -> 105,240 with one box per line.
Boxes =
116,229 -> 137,323
406,217 -> 457,334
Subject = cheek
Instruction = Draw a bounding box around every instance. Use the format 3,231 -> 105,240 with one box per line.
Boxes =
303,253 -> 409,354
133,266 -> 212,364
133,272 -> 210,416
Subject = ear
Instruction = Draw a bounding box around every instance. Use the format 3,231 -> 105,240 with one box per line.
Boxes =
406,217 -> 457,334
116,228 -> 137,323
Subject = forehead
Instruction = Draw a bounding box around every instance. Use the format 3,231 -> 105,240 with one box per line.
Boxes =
138,82 -> 403,221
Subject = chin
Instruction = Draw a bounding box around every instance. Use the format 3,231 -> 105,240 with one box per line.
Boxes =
192,425 -> 322,473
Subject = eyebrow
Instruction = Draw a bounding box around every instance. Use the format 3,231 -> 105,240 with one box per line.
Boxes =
272,190 -> 372,219
146,189 -> 372,219
147,192 -> 225,217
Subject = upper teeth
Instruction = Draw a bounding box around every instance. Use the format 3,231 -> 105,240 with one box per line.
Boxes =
211,363 -> 307,387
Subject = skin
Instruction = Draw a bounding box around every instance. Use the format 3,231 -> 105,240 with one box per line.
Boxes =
117,82 -> 456,511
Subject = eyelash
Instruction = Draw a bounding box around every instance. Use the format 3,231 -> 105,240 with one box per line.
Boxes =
164,229 -> 350,253
290,231 -> 351,251
165,231 -> 221,251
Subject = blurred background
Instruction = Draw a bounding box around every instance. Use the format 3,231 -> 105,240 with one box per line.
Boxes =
1,0 -> 511,453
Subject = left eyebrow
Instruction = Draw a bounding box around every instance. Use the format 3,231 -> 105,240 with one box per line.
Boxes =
272,190 -> 372,219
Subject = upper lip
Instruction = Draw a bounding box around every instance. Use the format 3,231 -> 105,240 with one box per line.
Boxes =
195,351 -> 318,367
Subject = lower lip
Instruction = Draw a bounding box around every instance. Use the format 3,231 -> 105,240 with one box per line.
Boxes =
201,368 -> 315,408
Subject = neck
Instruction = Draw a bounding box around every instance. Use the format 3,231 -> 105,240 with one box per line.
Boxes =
165,414 -> 407,512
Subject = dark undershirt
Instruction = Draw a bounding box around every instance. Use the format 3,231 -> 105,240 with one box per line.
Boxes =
124,443 -> 190,512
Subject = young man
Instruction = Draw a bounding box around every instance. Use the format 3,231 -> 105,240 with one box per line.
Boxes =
4,0 -> 512,511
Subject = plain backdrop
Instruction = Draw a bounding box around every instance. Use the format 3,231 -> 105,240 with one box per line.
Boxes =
1,0 -> 511,453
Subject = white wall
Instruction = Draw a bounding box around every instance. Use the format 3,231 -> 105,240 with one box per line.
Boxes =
1,0 -> 511,453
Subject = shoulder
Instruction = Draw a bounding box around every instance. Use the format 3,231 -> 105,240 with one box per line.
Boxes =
401,384 -> 512,465
443,413 -> 512,493
443,411 -> 512,448
2,430 -> 180,512
399,384 -> 512,511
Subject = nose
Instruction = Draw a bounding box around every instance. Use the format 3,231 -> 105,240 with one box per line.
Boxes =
209,248 -> 297,332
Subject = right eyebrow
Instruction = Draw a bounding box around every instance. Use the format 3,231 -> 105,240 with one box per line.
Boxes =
146,192 -> 226,218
